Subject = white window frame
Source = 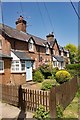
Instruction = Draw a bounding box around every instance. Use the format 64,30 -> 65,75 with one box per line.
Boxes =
46,45 -> 49,55
11,60 -> 26,73
0,60 -> 4,73
21,61 -> 26,71
29,39 -> 34,52
61,51 -> 64,56
0,40 -> 2,49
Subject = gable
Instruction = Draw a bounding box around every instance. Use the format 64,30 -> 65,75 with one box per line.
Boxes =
11,51 -> 20,60
53,41 -> 59,51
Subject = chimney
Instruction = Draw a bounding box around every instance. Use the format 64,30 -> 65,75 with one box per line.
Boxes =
15,16 -> 27,33
46,32 -> 54,42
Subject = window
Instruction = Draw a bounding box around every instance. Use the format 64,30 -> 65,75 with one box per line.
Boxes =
11,60 -> 25,72
53,61 -> 57,67
53,50 -> 55,55
61,51 -> 64,56
46,45 -> 49,54
21,61 -> 25,71
0,60 -> 4,73
29,39 -> 34,52
11,61 -> 20,72
0,41 -> 2,49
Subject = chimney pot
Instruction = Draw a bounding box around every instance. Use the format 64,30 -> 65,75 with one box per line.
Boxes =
15,16 -> 27,33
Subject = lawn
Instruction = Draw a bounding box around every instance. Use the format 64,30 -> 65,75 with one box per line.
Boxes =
63,89 -> 80,118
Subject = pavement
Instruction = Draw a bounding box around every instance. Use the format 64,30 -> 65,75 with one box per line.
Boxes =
0,101 -> 33,119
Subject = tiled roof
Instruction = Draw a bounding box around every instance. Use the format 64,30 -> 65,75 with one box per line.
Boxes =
53,55 -> 64,62
0,23 -> 46,46
12,50 -> 33,61
59,45 -> 69,53
0,53 -> 12,59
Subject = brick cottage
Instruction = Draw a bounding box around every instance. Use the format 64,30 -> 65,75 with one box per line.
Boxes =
0,16 -> 70,85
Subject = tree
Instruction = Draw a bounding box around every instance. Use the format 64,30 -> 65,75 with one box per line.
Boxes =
65,44 -> 78,64
77,45 -> 80,62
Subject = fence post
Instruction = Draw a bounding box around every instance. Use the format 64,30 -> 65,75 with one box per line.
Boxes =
49,86 -> 56,118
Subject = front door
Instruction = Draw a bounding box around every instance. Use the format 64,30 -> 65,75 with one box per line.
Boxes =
26,61 -> 32,81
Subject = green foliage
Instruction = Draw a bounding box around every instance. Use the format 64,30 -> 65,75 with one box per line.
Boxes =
52,67 -> 59,79
66,64 -> 80,78
33,70 -> 44,83
38,64 -> 52,79
56,70 -> 71,84
78,45 -> 80,62
41,80 -> 56,90
65,44 -> 78,64
33,105 -> 50,120
56,104 -> 63,118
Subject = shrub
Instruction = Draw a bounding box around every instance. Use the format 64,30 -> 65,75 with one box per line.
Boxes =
33,70 -> 44,83
52,67 -> 59,79
41,80 -> 56,90
56,103 -> 63,118
66,64 -> 80,78
56,70 -> 71,84
33,105 -> 50,120
38,64 -> 52,79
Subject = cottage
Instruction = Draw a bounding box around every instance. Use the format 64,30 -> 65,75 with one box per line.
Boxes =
0,16 -> 70,85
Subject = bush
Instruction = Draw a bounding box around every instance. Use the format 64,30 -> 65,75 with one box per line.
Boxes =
52,67 -> 59,79
41,80 -> 56,90
38,64 -> 52,79
56,70 -> 71,84
33,70 -> 44,83
66,64 -> 80,78
56,103 -> 63,118
33,105 -> 50,120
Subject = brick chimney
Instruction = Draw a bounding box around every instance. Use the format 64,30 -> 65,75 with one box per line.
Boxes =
46,32 -> 54,42
15,16 -> 27,33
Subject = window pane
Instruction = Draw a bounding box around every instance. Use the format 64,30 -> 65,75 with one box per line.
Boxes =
0,61 -> 4,71
21,61 -> 25,71
11,60 -> 20,72
0,41 -> 2,49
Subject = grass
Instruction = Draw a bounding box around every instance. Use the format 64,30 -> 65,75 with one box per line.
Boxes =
63,89 -> 80,118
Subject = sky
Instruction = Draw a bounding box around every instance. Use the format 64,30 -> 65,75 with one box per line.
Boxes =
0,1 -> 78,47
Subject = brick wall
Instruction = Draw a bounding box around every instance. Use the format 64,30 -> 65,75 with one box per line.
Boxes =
0,34 -> 11,55
0,58 -> 11,84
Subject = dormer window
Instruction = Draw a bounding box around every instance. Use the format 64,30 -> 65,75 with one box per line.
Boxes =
0,40 -> 2,49
67,51 -> 69,57
61,51 -> 64,56
29,38 -> 34,52
46,45 -> 49,54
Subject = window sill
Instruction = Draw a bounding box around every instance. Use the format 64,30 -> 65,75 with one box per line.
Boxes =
29,50 -> 34,53
0,71 -> 4,74
46,53 -> 49,55
11,71 -> 26,74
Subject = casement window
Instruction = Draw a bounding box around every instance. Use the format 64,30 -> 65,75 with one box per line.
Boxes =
53,50 -> 55,55
46,45 -> 49,54
61,51 -> 64,56
0,40 -> 2,49
33,61 -> 36,69
53,61 -> 57,67
0,60 -> 4,73
11,60 -> 25,72
21,61 -> 25,71
29,39 -> 34,52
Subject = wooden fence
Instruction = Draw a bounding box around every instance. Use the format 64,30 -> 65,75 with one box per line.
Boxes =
0,84 -> 19,106
0,76 -> 78,118
22,89 -> 50,112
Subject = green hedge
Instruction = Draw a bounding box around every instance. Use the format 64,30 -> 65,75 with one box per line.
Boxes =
66,64 -> 80,77
33,70 -> 44,83
41,80 -> 56,90
66,64 -> 80,70
56,70 -> 71,84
